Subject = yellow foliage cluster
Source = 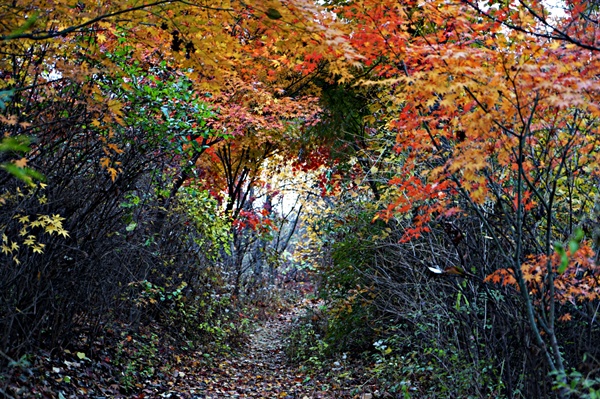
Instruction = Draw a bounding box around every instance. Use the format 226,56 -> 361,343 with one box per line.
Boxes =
0,183 -> 69,264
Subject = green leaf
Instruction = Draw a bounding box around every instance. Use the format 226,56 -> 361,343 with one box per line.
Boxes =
568,227 -> 584,254
1,163 -> 45,183
569,240 -> 579,254
455,291 -> 462,311
3,12 -> 39,40
554,242 -> 569,274
76,352 -> 86,360
0,136 -> 30,153
266,8 -> 283,19
0,90 -> 15,110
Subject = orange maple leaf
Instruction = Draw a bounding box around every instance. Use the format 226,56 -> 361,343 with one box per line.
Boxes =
558,313 -> 572,322
13,158 -> 27,168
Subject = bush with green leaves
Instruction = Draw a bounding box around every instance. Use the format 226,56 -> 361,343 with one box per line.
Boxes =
284,306 -> 329,369
371,327 -> 505,398
0,36 -> 238,363
296,195 -> 536,397
317,209 -> 385,355
114,331 -> 160,393
552,369 -> 600,399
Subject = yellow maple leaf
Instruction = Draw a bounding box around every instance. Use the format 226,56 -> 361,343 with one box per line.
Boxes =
558,313 -> 572,322
107,143 -> 123,154
30,219 -> 42,228
32,246 -> 44,254
108,100 -> 123,117
1,244 -> 11,254
57,228 -> 70,238
522,268 -> 535,283
51,214 -> 65,222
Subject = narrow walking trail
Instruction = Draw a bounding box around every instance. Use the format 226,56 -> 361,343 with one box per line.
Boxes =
184,306 -> 368,399
3,301 -> 375,398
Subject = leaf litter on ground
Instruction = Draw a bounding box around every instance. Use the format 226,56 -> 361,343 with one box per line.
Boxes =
1,299 -> 378,399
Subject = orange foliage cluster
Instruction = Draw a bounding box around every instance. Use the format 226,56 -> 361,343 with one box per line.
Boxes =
485,244 -> 600,306
332,0 -> 600,225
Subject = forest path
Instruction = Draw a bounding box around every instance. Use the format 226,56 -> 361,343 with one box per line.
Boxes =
181,303 -> 369,399
3,300 -> 373,398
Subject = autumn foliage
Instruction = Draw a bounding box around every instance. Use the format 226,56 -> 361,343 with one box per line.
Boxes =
295,0 -> 600,396
2,0 -> 600,397
0,0 -> 335,365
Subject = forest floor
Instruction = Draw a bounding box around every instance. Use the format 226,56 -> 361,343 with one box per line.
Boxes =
2,299 -> 378,399
183,302 -> 374,398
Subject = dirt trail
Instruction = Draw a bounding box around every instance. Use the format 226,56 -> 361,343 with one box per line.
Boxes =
3,303 -> 371,398
198,313 -> 305,398
185,306 -> 366,399
190,310 -> 311,398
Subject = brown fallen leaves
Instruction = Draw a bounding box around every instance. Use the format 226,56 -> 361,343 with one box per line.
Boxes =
2,305 -> 375,399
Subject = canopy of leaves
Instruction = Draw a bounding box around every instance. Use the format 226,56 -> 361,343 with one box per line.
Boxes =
2,0 -> 600,397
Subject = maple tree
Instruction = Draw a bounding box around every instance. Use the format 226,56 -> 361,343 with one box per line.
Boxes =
286,0 -> 600,395
0,0 -> 353,180
0,0 -> 350,366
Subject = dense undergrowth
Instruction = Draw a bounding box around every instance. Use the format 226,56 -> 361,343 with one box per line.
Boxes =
285,199 -> 600,399
0,36 -> 303,397
1,283 -> 303,398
